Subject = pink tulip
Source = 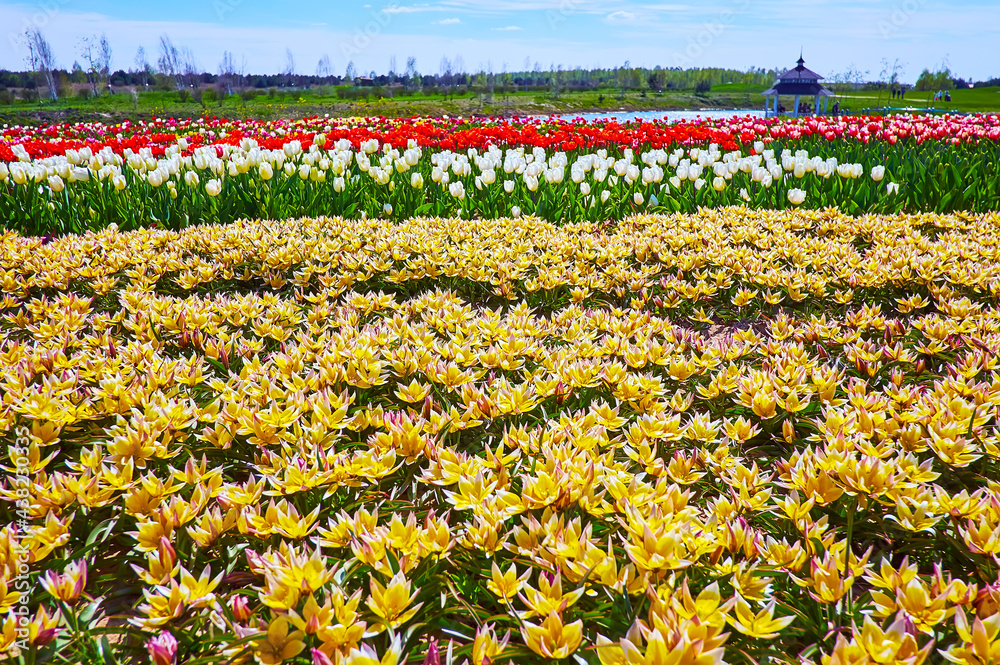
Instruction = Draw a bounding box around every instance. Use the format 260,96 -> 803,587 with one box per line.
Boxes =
146,631 -> 178,665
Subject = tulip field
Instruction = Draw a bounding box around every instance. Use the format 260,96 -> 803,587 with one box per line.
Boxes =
2,113 -> 1000,665
2,113 -> 1000,235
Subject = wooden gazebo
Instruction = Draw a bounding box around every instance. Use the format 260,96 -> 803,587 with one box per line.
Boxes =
762,53 -> 834,117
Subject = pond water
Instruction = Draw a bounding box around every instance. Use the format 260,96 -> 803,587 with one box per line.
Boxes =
545,109 -> 766,123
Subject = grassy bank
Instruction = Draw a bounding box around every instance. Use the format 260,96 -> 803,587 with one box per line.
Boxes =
1,84 -> 997,125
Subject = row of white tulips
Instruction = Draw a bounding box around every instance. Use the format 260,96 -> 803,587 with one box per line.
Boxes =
1,134 -> 905,233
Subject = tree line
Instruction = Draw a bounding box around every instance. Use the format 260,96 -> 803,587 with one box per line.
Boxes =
5,28 -> 995,105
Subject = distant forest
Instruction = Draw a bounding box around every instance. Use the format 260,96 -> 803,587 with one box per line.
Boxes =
4,30 -> 996,104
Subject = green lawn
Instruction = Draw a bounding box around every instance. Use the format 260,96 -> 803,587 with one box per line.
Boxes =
823,86 -> 1000,114
0,84 -> 996,125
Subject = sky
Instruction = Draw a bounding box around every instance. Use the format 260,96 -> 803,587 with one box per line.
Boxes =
0,0 -> 997,83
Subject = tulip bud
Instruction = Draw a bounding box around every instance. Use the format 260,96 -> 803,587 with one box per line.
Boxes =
423,637 -> 442,665
511,206 -> 521,218
69,167 -> 90,183
312,649 -> 335,665
782,419 -> 795,444
230,595 -> 252,622
146,632 -> 178,665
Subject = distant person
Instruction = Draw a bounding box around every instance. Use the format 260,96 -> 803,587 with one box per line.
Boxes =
900,88 -> 905,100
832,101 -> 840,115
945,91 -> 951,102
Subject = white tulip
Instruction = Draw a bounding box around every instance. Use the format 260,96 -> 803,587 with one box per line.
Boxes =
887,182 -> 900,195
147,170 -> 163,187
504,180 -> 515,193
48,174 -> 65,193
205,179 -> 222,197
712,177 -> 726,192
511,205 -> 521,218
601,190 -> 611,203
411,172 -> 424,189
788,188 -> 806,205
740,188 -> 750,201
633,192 -> 644,205
871,166 -> 886,182
112,174 -> 127,191
333,177 -> 346,193
259,162 -> 273,180
69,167 -> 90,183
184,171 -> 200,187
0,162 -> 8,182
580,182 -> 591,196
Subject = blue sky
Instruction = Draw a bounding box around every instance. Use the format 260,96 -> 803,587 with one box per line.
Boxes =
1,0 -> 997,82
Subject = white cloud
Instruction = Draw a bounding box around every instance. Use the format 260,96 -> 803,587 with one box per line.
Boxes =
493,25 -> 523,31
605,10 -> 639,23
435,17 -> 461,24
640,4 -> 694,11
383,4 -> 446,14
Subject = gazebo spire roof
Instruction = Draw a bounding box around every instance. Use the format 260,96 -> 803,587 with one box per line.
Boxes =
762,52 -> 833,99
776,52 -> 824,82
